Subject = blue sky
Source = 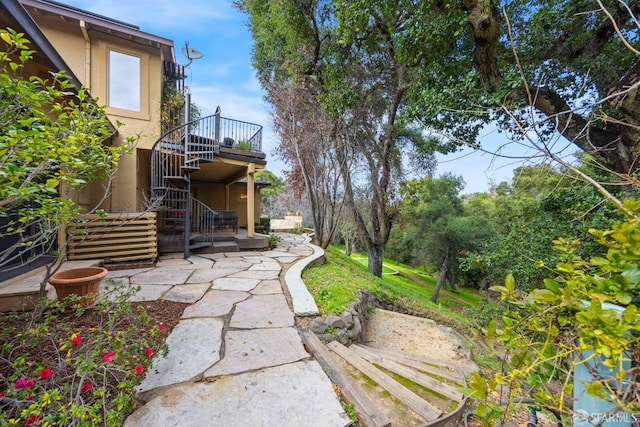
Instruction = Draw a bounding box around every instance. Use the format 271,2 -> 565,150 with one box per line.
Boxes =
60,0 -> 528,194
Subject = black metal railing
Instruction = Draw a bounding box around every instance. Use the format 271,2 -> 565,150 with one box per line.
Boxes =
190,197 -> 215,243
215,114 -> 263,153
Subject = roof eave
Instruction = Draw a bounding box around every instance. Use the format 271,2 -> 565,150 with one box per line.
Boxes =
2,0 -> 82,89
20,0 -> 174,55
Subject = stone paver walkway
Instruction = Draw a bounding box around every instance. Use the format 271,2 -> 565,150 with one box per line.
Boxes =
105,234 -> 351,427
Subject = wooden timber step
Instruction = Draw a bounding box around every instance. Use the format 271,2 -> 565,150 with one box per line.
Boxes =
357,344 -> 465,384
350,344 -> 464,402
301,332 -> 391,427
327,341 -> 442,422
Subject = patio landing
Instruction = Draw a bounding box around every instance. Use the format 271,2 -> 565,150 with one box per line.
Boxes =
158,228 -> 270,253
0,230 -> 270,312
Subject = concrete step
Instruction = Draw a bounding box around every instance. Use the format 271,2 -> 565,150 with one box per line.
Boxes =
189,242 -> 212,251
196,241 -> 240,254
237,234 -> 269,250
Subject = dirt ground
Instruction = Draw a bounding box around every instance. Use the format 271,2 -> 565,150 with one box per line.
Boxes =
360,309 -> 563,427
363,309 -> 473,367
339,309 -> 476,427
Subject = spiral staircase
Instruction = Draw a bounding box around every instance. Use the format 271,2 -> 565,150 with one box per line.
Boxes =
150,105 -> 263,257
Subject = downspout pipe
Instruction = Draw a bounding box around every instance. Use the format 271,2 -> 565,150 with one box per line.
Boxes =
79,20 -> 91,90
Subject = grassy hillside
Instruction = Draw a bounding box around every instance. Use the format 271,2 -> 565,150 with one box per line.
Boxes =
302,246 -> 481,328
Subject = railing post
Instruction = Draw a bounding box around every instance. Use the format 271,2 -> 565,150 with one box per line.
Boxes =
184,184 -> 191,259
247,163 -> 255,238
183,93 -> 192,259
214,106 -> 221,144
184,93 -> 191,155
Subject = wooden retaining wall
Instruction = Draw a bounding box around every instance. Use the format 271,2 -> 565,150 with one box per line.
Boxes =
67,212 -> 157,262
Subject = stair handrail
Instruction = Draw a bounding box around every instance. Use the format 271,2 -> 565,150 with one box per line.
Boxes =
190,197 -> 215,245
151,114 -> 212,153
151,112 -> 264,197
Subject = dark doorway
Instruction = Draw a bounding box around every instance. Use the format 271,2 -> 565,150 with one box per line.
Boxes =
0,211 -> 56,282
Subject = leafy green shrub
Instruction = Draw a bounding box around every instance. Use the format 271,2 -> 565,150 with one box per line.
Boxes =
234,140 -> 253,150
469,199 -> 640,423
0,288 -> 168,426
461,296 -> 503,328
268,233 -> 281,249
256,216 -> 271,234
0,29 -> 133,295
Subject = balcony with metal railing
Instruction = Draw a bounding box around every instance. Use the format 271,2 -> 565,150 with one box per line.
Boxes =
188,109 -> 264,156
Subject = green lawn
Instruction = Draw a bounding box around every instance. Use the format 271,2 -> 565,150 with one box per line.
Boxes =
353,258 -> 397,274
302,246 -> 480,327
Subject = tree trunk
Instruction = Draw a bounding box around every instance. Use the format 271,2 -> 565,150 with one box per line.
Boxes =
431,251 -> 450,303
463,0 -> 501,91
344,235 -> 352,256
446,269 -> 459,293
368,243 -> 385,277
335,132 -> 388,278
293,139 -> 323,247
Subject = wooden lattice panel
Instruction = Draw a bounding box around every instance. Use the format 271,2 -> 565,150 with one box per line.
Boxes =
67,212 -> 157,262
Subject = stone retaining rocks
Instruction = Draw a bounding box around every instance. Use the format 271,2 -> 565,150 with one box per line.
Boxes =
310,288 -> 373,346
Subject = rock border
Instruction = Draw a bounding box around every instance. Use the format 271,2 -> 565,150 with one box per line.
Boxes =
283,234 -> 321,316
310,288 -> 373,346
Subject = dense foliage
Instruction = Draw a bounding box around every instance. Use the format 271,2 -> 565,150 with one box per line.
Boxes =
387,174 -> 493,301
458,163 -> 631,291
470,199 -> 640,423
387,164 -> 626,292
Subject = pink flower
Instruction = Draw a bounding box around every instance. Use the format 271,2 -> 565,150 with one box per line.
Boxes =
25,415 -> 40,426
134,365 -> 144,375
145,347 -> 153,357
80,383 -> 93,393
72,336 -> 82,347
14,378 -> 34,389
158,323 -> 166,331
38,368 -> 52,380
0,391 -> 4,397
102,351 -> 116,362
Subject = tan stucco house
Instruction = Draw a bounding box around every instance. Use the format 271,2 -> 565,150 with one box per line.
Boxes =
0,0 -> 268,278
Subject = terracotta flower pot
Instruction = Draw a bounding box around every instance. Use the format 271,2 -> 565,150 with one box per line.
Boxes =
49,267 -> 108,307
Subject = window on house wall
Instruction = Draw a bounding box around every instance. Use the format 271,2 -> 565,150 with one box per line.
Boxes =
108,50 -> 140,112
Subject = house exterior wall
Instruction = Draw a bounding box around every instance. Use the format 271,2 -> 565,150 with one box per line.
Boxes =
27,12 -> 164,213
192,182 -> 262,228
229,183 -> 262,228
19,1 -> 266,228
